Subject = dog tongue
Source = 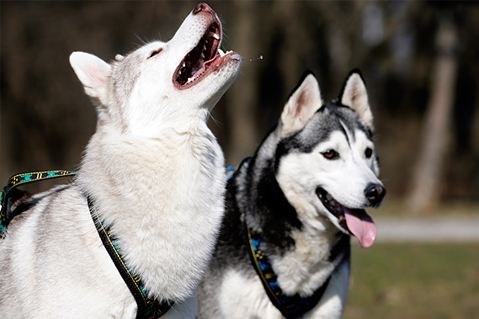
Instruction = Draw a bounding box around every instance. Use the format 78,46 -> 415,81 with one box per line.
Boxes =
344,208 -> 377,248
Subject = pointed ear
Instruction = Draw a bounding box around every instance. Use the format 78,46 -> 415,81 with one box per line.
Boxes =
281,72 -> 323,136
69,51 -> 111,101
339,69 -> 374,130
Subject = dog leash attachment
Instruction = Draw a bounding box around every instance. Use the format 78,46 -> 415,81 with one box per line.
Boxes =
0,170 -> 78,242
87,197 -> 173,319
245,222 -> 331,319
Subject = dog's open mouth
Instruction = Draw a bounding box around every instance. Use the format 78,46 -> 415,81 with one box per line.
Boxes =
316,188 -> 377,248
174,21 -> 237,89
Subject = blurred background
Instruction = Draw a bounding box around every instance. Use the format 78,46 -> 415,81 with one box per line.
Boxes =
2,0 -> 478,212
1,1 -> 478,317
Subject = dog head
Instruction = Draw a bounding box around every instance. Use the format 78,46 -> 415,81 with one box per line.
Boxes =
275,70 -> 385,248
69,3 -> 241,138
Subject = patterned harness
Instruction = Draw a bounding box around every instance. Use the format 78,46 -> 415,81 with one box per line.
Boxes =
228,164 -> 336,318
245,222 -> 332,318
0,170 -> 172,319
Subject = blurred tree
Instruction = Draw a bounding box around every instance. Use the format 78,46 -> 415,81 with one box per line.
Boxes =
407,17 -> 458,212
1,1 -> 478,207
223,1 -> 261,165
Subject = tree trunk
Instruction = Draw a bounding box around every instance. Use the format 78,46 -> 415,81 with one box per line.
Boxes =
224,1 -> 260,166
407,19 -> 459,213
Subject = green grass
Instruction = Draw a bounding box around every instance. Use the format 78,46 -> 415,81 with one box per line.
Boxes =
343,243 -> 479,319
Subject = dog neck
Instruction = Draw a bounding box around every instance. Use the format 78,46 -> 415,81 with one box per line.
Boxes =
236,151 -> 349,298
244,220 -> 347,318
86,196 -> 174,318
76,121 -> 225,301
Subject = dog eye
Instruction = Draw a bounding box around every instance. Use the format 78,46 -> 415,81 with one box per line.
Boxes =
365,147 -> 373,159
148,49 -> 162,59
322,149 -> 339,160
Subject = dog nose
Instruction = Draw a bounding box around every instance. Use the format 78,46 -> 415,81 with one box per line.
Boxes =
364,183 -> 386,206
193,3 -> 214,15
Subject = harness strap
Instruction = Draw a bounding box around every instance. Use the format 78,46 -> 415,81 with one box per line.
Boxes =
87,197 -> 173,319
245,221 -> 331,319
0,170 -> 78,241
0,170 -> 172,319
226,165 -> 237,181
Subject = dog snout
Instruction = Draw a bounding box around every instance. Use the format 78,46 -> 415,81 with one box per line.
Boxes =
193,3 -> 214,15
364,183 -> 386,206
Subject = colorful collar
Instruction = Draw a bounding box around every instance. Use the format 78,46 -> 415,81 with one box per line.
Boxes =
245,221 -> 331,319
0,170 -> 78,241
0,170 -> 172,319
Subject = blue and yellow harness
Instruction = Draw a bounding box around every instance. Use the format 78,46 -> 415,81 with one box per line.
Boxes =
245,222 -> 332,319
0,170 -> 172,319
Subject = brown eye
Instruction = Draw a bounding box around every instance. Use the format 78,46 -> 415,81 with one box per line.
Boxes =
365,147 -> 373,159
148,49 -> 162,59
322,149 -> 339,160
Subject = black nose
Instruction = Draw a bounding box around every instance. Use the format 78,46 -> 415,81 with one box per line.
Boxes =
364,183 -> 386,206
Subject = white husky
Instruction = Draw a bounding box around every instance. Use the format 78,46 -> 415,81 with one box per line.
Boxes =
0,3 -> 241,319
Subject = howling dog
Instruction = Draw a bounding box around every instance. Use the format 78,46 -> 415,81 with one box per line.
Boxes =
198,70 -> 385,319
0,3 -> 241,319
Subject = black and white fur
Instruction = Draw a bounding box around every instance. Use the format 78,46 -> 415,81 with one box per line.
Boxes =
197,70 -> 385,319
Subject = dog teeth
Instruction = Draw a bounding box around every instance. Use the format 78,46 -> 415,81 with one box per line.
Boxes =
217,49 -> 233,57
209,31 -> 220,40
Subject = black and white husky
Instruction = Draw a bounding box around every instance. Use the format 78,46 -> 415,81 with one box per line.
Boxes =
197,70 -> 386,319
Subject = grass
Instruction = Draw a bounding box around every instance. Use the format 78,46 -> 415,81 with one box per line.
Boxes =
343,243 -> 479,319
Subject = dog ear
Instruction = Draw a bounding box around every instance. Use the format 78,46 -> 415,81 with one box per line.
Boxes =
281,72 -> 323,136
69,51 -> 111,103
339,69 -> 374,130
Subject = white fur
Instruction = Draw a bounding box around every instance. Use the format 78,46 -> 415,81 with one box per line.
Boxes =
218,269 -> 283,319
0,5 -> 241,319
302,260 -> 350,319
276,127 -> 382,240
216,263 -> 349,319
270,226 -> 339,296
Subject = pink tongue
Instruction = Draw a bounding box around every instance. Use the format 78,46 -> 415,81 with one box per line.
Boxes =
344,208 -> 377,248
